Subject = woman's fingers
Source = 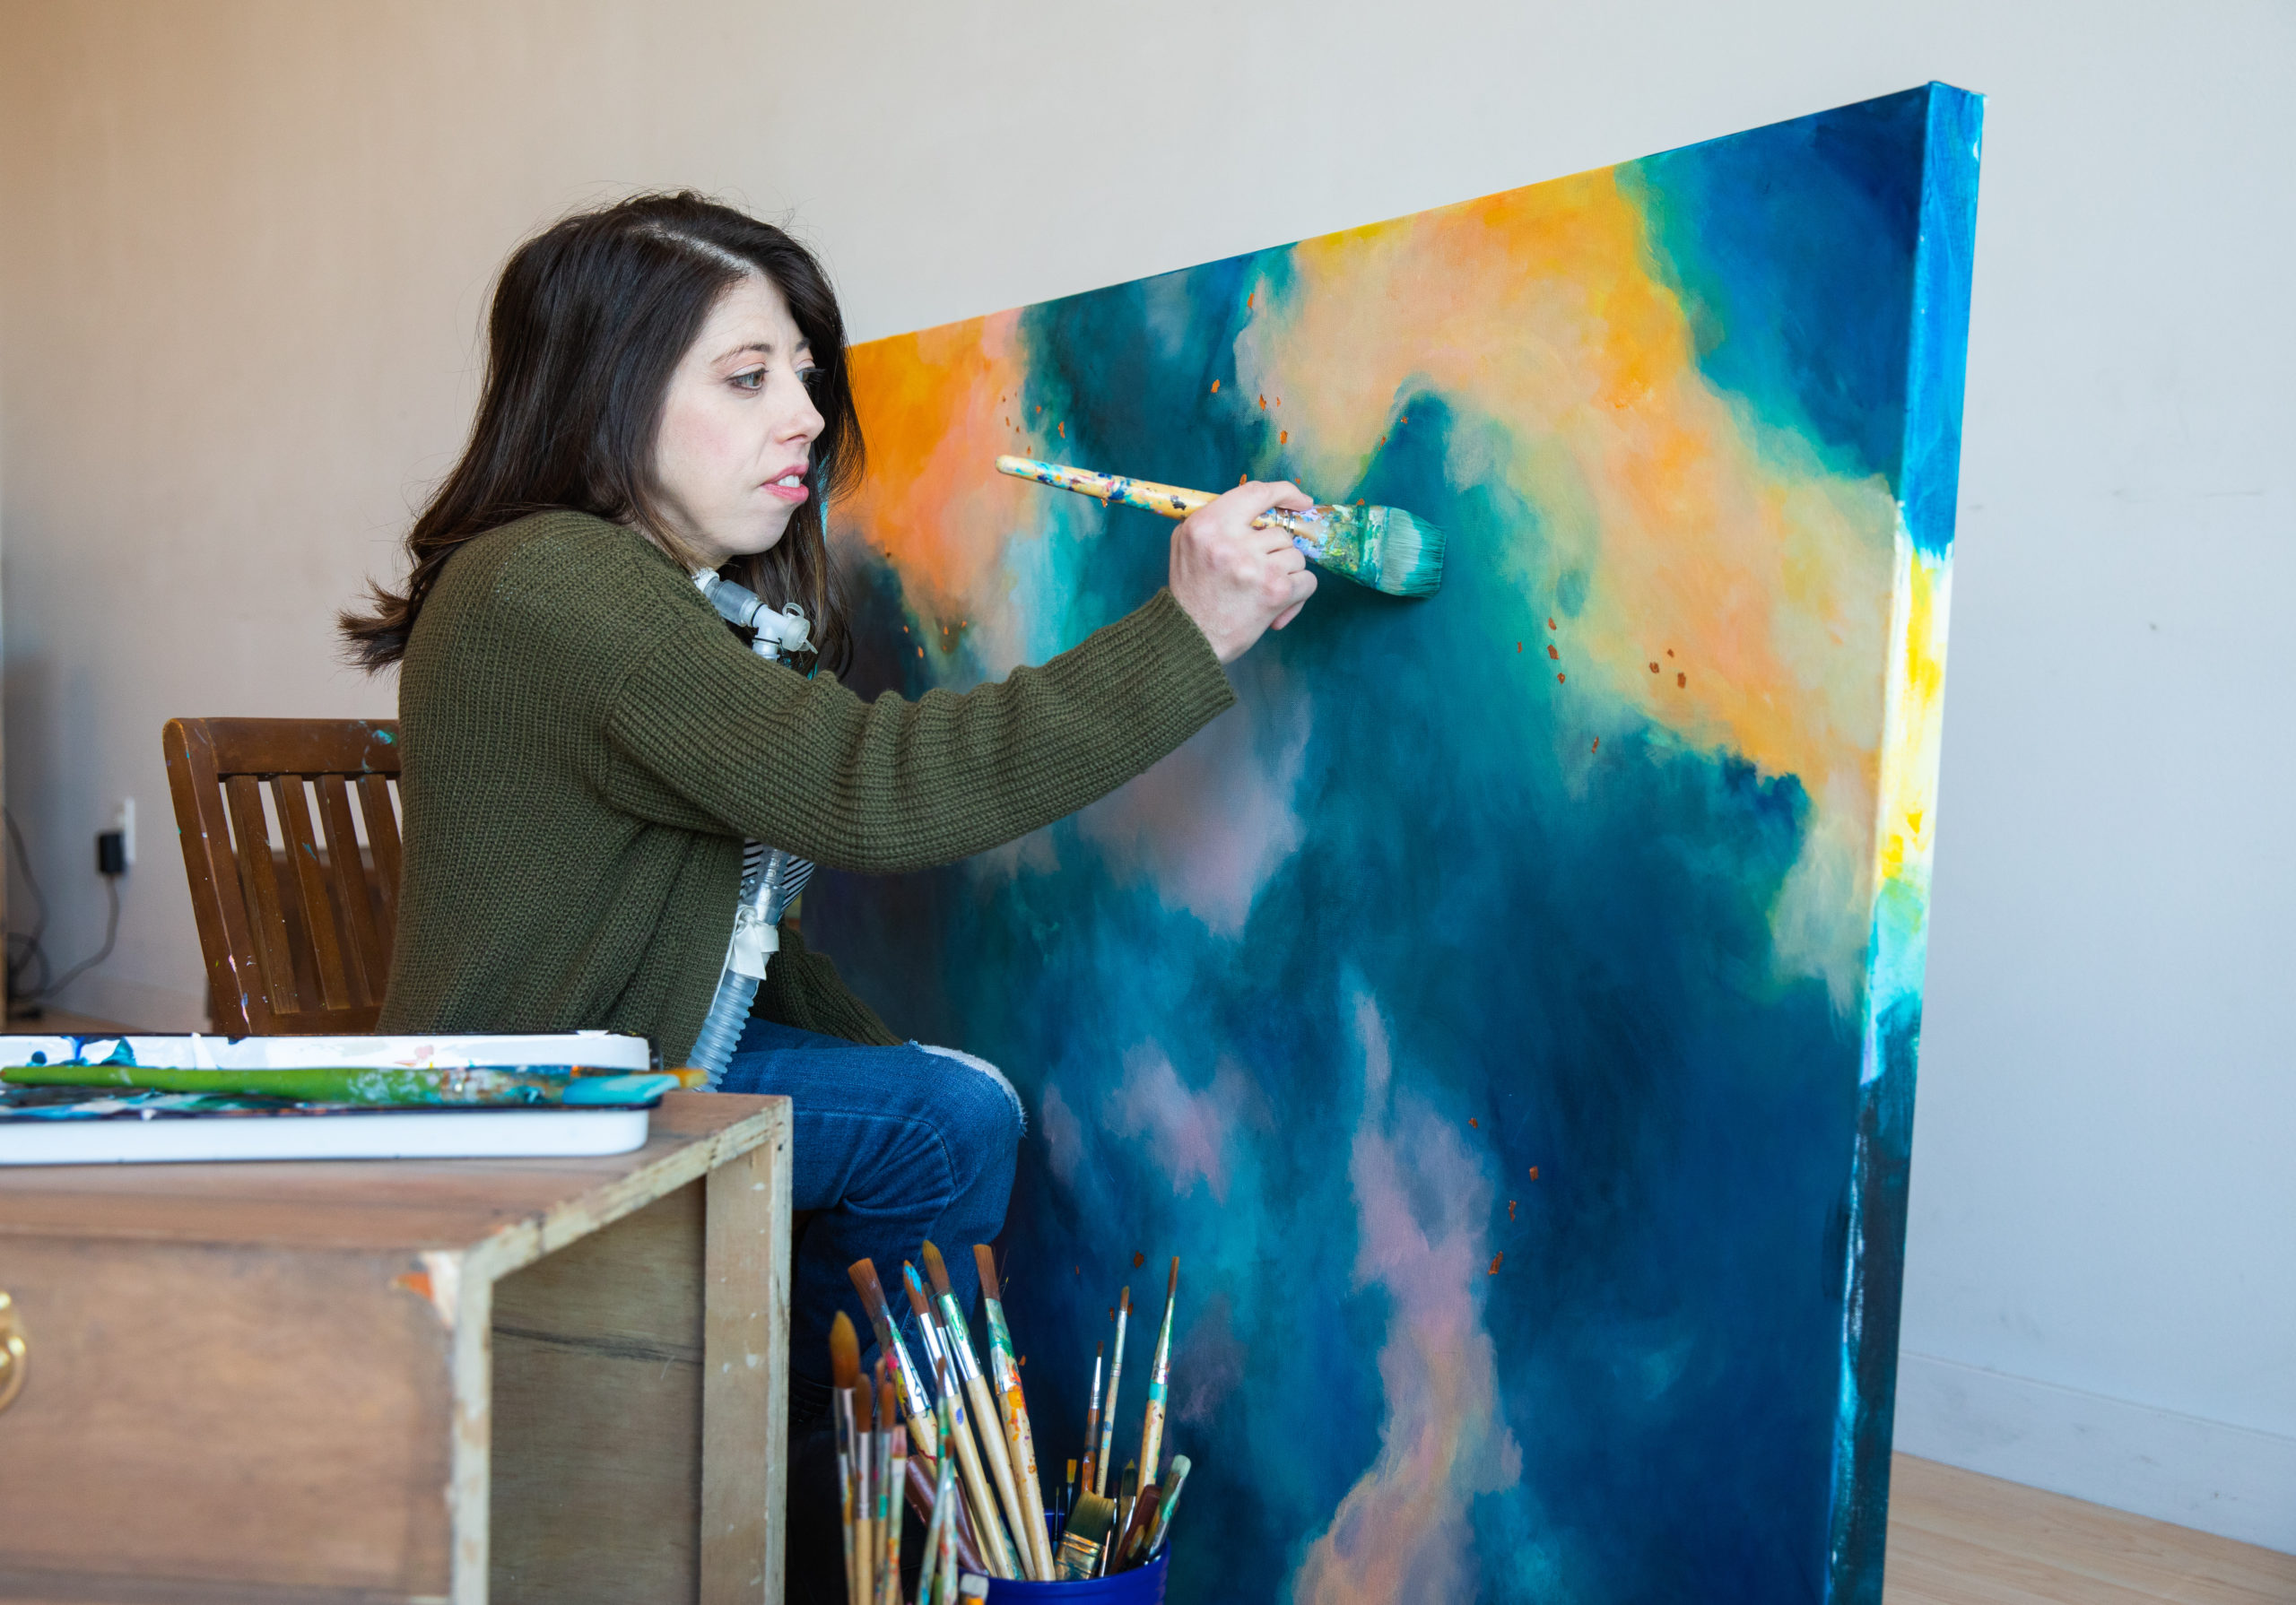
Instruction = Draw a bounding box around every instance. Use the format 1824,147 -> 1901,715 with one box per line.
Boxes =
1271,569 -> 1318,631
1167,480 -> 1321,663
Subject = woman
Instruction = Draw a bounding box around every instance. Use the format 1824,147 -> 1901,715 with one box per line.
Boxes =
343,192 -> 1310,1588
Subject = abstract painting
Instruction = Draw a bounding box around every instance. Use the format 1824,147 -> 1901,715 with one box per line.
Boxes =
813,84 -> 1981,1603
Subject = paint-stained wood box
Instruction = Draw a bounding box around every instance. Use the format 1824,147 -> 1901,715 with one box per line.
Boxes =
0,1091 -> 790,1605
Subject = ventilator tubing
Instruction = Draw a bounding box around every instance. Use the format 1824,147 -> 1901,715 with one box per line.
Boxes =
685,572 -> 819,1086
689,965 -> 760,1088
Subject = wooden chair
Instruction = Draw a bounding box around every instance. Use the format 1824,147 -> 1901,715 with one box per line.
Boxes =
162,718 -> 403,1034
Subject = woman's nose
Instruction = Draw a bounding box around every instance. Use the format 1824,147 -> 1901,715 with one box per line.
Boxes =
785,386 -> 826,442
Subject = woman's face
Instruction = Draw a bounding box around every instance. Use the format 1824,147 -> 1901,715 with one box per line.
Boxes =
651,272 -> 825,568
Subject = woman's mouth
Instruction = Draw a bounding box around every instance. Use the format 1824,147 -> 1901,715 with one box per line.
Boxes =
762,472 -> 809,505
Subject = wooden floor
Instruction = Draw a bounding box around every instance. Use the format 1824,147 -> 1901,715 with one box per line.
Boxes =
1888,1455 -> 2296,1603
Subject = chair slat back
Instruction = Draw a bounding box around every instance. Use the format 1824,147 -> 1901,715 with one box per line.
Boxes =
163,718 -> 403,1035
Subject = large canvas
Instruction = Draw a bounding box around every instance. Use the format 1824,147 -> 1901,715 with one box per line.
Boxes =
814,85 -> 1981,1603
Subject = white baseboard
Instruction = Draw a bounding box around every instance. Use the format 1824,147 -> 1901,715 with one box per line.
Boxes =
1892,1350 -> 2296,1554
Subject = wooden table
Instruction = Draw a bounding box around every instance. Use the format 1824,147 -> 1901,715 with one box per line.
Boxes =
0,1091 -> 791,1605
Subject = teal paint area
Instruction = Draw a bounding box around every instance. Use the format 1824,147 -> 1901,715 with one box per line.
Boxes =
816,87 -> 1977,1602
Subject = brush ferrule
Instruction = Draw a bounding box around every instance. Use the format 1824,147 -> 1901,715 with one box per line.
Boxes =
882,1324 -> 933,1422
910,1308 -> 951,1391
934,1292 -> 986,1384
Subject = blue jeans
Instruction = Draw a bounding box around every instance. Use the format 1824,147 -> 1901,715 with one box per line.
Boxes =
717,1017 -> 1022,1387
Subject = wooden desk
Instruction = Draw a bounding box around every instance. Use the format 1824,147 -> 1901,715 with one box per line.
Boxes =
0,1091 -> 791,1605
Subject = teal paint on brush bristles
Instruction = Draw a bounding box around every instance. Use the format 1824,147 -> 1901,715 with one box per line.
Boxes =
996,455 -> 1446,599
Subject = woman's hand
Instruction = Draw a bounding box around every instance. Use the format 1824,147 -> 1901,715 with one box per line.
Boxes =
1167,480 -> 1319,664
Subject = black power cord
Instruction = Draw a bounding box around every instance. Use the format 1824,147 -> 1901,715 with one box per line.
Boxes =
4,805 -> 125,1020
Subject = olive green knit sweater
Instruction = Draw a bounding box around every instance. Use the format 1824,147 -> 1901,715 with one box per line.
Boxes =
378,510 -> 1235,1063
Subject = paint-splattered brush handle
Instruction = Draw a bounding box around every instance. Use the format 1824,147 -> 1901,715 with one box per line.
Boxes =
998,456 -> 1214,520
0,1063 -> 699,1106
996,454 -> 1338,551
983,1296 -> 1057,1581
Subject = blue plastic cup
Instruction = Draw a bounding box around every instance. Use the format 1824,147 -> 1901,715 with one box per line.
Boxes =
961,1552 -> 1168,1601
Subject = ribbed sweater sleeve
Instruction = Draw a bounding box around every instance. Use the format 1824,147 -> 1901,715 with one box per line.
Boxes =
603,586 -> 1235,873
381,511 -> 1240,1062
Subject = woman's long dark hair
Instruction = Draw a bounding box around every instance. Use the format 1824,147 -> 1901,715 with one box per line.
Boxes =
341,191 -> 863,672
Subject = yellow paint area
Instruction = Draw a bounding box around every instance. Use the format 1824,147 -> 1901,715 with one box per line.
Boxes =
1869,531 -> 1952,996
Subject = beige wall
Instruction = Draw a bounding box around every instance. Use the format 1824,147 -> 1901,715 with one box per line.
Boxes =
3,0 -> 2291,1550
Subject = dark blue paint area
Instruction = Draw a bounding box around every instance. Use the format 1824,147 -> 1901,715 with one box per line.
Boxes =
1829,998 -> 1925,1604
1631,87 -> 1932,489
825,413 -> 1861,1602
1900,85 -> 1984,560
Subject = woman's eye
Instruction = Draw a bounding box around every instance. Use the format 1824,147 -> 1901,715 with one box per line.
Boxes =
730,369 -> 766,392
798,367 -> 824,390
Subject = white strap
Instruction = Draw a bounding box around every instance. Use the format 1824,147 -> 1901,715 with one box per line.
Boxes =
726,905 -> 780,980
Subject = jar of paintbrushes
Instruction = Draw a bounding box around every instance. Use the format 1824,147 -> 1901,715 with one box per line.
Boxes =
838,1246 -> 1190,1602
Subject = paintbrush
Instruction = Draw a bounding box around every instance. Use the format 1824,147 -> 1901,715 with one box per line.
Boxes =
904,1262 -> 1019,1580
1081,1341 -> 1104,1497
849,1257 -> 939,1462
924,1241 -> 1040,1578
854,1352 -> 876,1605
1110,1478 -> 1161,1574
1094,1288 -> 1131,1497
903,1364 -> 985,1582
1065,1459 -> 1079,1525
1138,1256 -> 1178,1486
1056,1491 -> 1118,1582
0,1061 -> 704,1104
996,455 -> 1445,598
1135,1454 -> 1192,1567
937,1376 -> 965,1605
1108,1459 -> 1138,1578
831,1313 -> 862,1605
904,1451 -> 983,1576
936,1453 -> 960,1605
879,1370 -> 902,1605
976,1245 -> 1056,1579
918,1386 -> 960,1605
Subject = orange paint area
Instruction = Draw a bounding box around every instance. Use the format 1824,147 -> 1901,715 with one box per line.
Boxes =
1231,169 -> 1899,1000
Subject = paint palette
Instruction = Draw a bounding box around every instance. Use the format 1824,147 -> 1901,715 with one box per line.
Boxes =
0,1032 -> 665,1162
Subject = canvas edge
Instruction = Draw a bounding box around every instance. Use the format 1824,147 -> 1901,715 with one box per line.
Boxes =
1824,81 -> 1986,1605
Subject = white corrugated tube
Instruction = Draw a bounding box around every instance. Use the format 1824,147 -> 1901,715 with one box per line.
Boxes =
687,571 -> 818,1087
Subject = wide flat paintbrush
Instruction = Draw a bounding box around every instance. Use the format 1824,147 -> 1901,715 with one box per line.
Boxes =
849,1257 -> 939,1462
904,1262 -> 1019,1580
1055,1491 -> 1118,1583
1137,1256 -> 1178,1486
976,1245 -> 1057,1581
1094,1287 -> 1131,1497
830,1313 -> 863,1605
996,455 -> 1445,598
923,1241 -> 1041,1579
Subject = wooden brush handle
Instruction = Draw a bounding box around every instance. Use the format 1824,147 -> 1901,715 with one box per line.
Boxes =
997,456 -> 1213,520
996,455 -> 1326,547
906,1453 -> 984,1575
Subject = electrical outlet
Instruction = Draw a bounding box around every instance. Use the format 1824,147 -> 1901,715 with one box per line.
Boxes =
111,798 -> 135,869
